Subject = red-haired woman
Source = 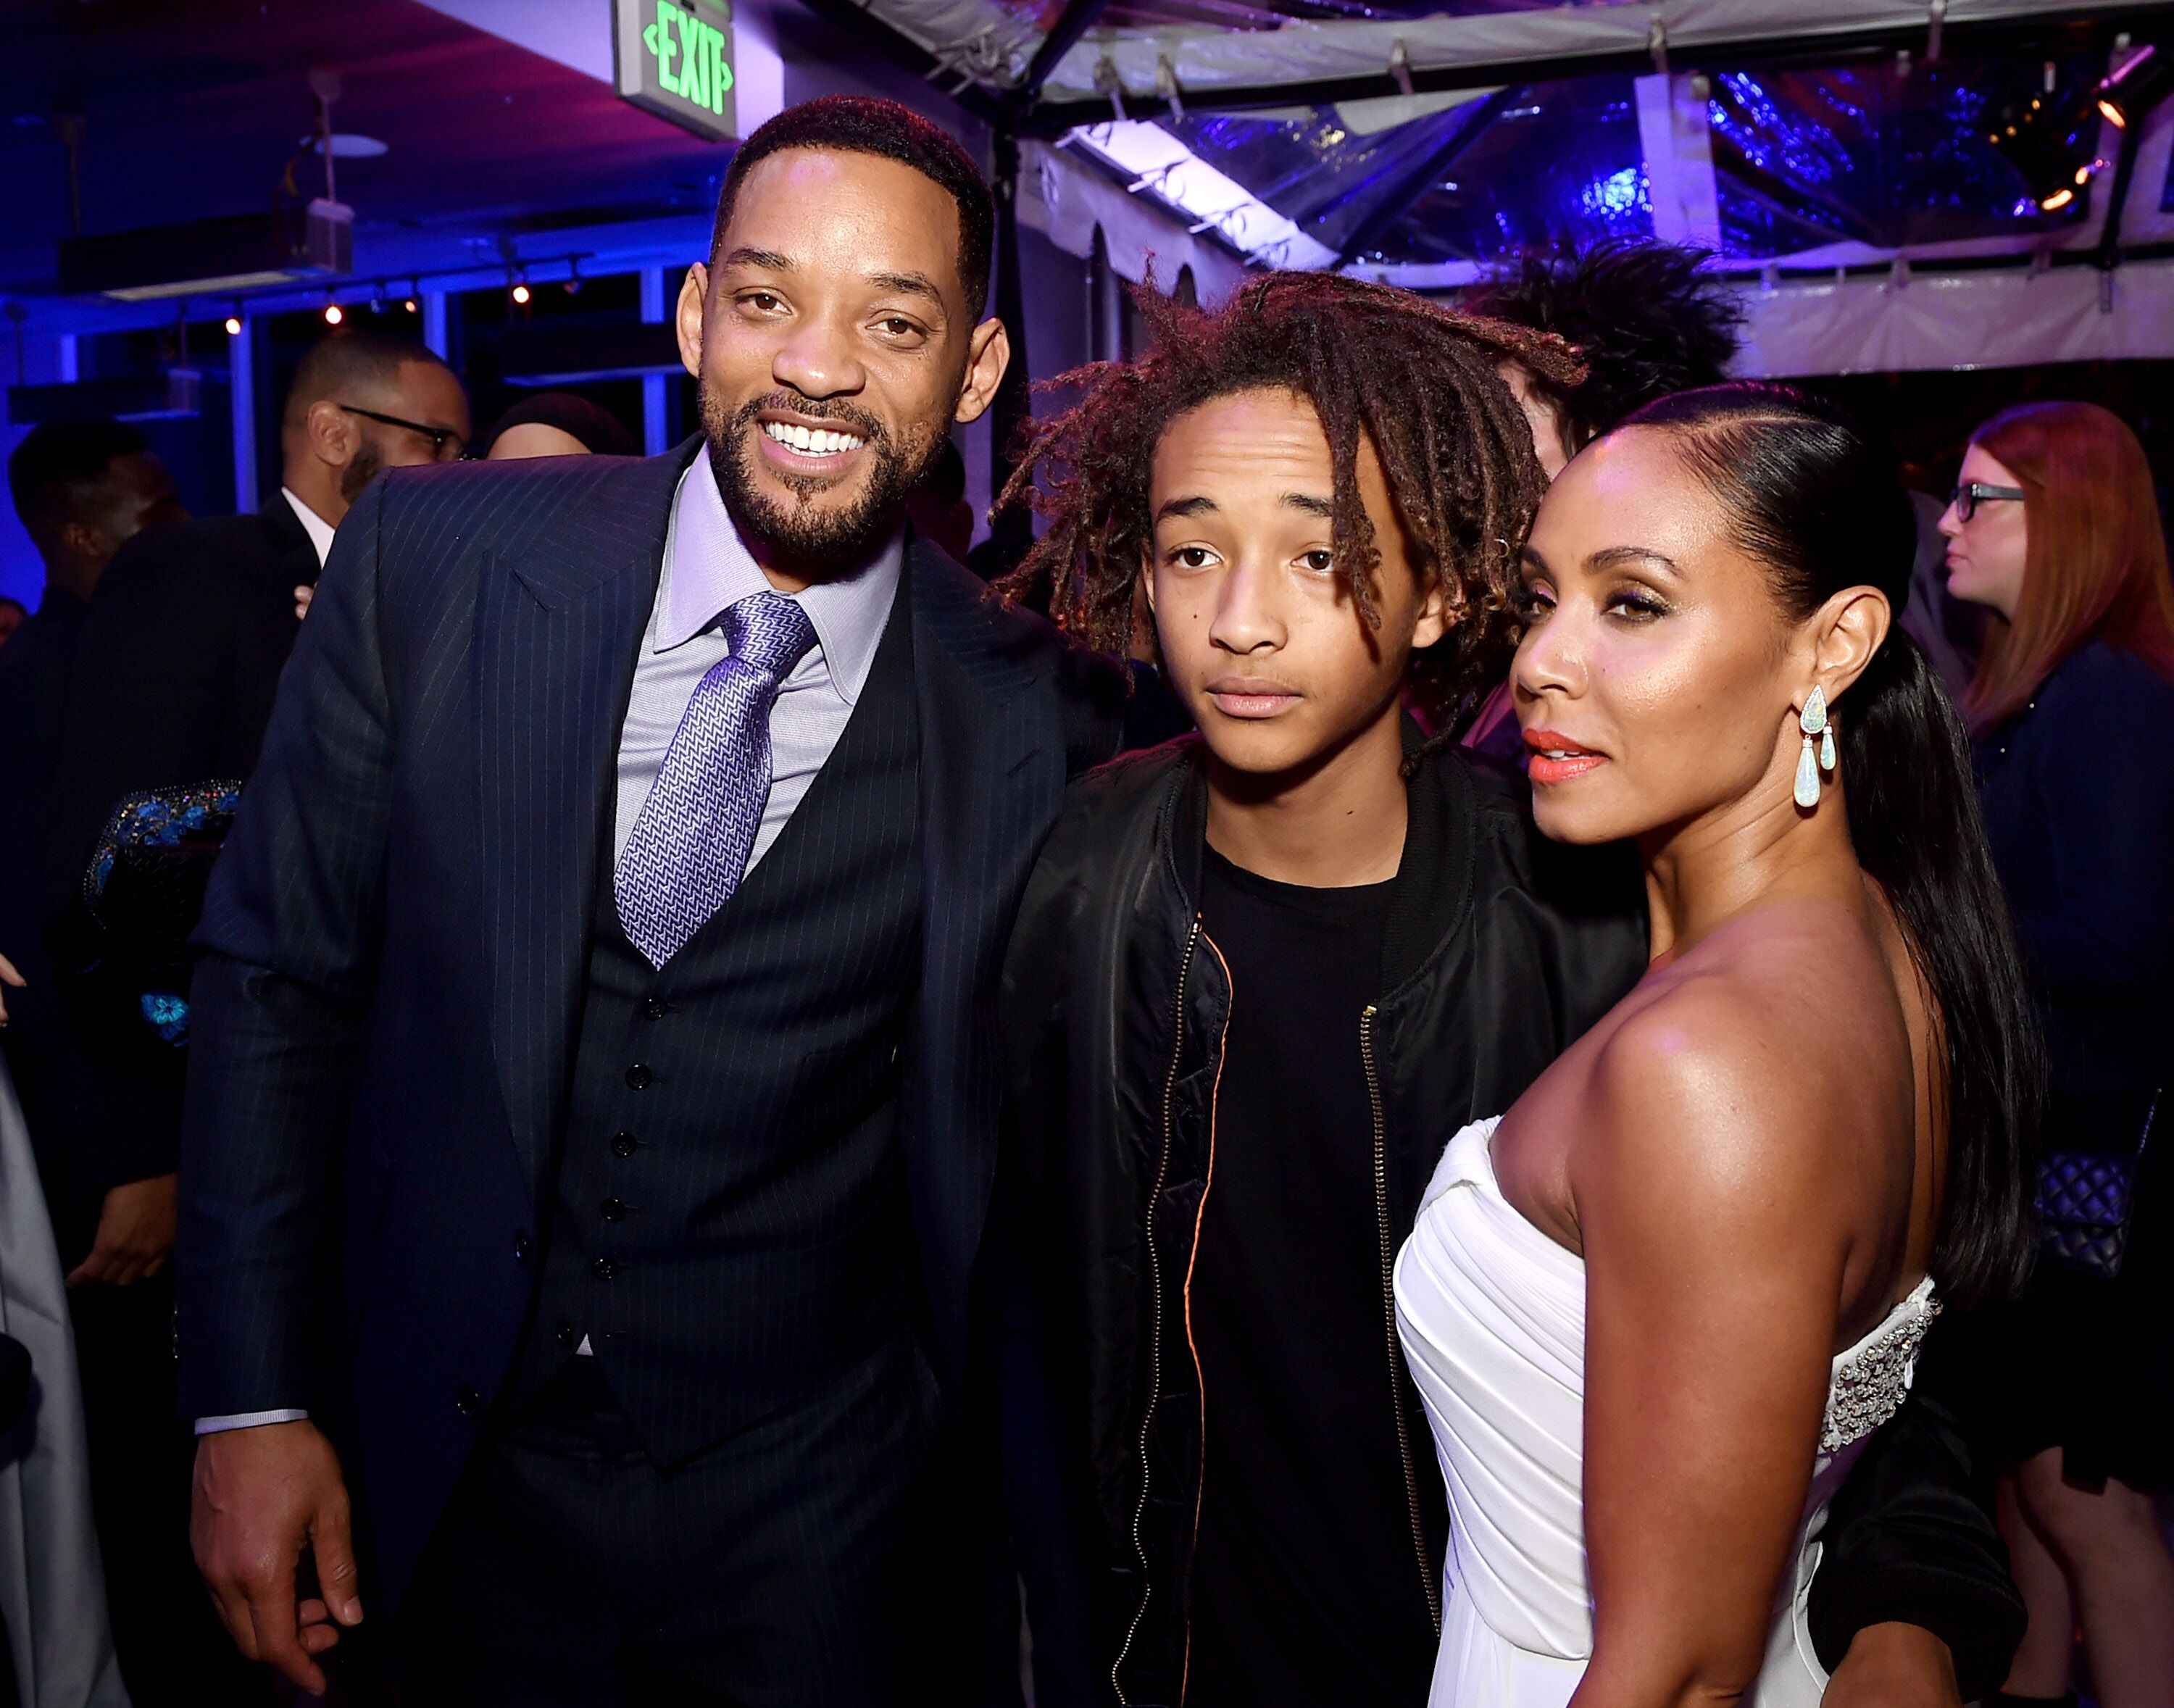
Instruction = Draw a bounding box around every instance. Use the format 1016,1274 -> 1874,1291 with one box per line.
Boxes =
1939,399 -> 2174,1708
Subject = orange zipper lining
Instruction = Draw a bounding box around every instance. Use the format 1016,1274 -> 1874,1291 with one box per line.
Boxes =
1176,928 -> 1233,1708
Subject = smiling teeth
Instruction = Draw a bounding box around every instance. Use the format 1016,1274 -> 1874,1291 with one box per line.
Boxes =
764,422 -> 865,455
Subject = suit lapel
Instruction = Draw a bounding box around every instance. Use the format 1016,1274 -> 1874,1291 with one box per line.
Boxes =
475,442 -> 696,1198
906,538 -> 1062,1382
909,537 -> 1054,972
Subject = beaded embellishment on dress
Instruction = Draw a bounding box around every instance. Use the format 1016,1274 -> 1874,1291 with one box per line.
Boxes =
87,780 -> 244,901
1817,1285 -> 1938,1452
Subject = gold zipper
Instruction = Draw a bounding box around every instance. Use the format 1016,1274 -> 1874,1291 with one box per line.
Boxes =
1113,917 -> 1201,1707
1362,1003 -> 1441,1636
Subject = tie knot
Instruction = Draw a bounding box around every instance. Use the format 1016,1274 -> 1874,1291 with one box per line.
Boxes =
723,591 -> 819,684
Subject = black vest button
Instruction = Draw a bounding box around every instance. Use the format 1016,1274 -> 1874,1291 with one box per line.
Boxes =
600,1197 -> 625,1222
454,1385 -> 482,1420
591,1257 -> 617,1281
513,1231 -> 533,1263
556,1321 -> 577,1349
643,996 -> 669,1020
626,1063 -> 653,1090
611,1131 -> 638,1159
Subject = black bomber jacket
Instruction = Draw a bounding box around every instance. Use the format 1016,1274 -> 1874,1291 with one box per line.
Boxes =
996,732 -> 2024,1708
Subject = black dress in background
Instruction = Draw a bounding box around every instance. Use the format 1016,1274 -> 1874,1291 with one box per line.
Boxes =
1967,639 -> 2174,1493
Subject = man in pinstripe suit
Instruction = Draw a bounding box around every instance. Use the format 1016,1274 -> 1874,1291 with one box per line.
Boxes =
178,97 -> 1124,1704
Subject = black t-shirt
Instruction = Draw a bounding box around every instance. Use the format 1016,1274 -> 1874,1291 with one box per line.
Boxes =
1185,846 -> 1438,1707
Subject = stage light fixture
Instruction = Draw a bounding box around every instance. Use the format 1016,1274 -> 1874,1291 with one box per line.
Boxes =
565,258 -> 583,297
224,314 -> 243,336
512,282 -> 531,305
324,301 -> 343,325
2096,43 -> 2174,130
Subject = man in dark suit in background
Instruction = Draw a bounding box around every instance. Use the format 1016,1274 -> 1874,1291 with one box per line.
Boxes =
182,96 -> 1123,1704
48,330 -> 471,909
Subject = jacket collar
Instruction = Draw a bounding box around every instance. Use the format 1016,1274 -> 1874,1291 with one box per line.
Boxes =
479,437 -> 703,1197
1162,722 -> 1477,995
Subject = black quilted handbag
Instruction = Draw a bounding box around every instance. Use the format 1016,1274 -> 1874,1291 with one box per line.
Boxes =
2035,1090 -> 2159,1281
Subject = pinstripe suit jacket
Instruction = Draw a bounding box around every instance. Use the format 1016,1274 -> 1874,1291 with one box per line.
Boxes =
175,438 -> 1125,1604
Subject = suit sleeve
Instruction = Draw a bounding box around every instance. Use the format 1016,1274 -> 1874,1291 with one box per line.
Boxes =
988,801 -> 1120,1706
175,484 -> 399,1422
1804,1386 -> 2025,1701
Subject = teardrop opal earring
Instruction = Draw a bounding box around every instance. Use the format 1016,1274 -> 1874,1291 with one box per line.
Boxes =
1794,686 -> 1833,808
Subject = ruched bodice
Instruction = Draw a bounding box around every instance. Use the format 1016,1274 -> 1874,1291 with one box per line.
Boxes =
1394,1118 -> 1938,1707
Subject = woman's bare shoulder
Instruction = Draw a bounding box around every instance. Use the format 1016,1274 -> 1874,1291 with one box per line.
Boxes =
1578,900 -> 1905,1233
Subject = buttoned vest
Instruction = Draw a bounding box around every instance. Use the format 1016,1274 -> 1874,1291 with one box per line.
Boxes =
522,578 -> 922,1464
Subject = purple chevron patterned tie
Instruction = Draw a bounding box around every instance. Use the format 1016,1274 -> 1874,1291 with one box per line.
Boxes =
615,591 -> 820,968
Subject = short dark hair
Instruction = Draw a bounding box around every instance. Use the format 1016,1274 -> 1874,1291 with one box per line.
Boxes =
284,329 -> 453,428
7,417 -> 151,546
483,391 -> 641,458
711,96 -> 994,319
996,272 -> 1583,733
1467,237 -> 1742,460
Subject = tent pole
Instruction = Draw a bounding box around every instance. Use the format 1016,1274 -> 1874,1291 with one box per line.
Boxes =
989,127 -> 1035,568
2094,105 -> 2149,275
1089,226 -> 1126,364
1021,0 -> 1118,101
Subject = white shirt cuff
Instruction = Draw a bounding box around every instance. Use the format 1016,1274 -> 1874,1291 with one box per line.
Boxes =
194,1409 -> 310,1435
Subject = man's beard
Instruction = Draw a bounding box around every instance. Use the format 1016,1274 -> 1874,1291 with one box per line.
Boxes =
703,386 -> 943,578
340,441 -> 384,503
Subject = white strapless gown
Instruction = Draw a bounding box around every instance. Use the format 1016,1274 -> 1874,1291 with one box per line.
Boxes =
1394,1118 -> 1937,1708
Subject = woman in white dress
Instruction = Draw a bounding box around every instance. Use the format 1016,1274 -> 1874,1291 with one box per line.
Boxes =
1396,385 -> 2038,1707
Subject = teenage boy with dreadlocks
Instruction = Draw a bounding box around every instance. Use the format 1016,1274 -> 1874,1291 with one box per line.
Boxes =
994,272 -> 2023,1708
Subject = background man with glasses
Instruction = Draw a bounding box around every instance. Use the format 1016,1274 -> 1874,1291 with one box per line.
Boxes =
16,332 -> 466,1705
49,328 -> 470,887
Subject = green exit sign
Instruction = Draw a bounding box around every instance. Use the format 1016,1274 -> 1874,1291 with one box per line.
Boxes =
614,0 -> 736,141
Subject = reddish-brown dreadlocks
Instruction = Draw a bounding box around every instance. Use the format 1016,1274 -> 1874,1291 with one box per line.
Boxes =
994,270 -> 1584,727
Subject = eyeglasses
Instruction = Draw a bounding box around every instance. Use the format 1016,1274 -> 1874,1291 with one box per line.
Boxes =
338,404 -> 468,462
1949,481 -> 2027,522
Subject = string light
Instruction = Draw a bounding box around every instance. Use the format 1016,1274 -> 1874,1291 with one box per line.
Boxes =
224,314 -> 243,336
324,301 -> 344,325
511,280 -> 531,305
2096,44 -> 2174,132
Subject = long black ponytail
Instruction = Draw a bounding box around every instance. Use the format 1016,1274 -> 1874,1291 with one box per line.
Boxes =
1623,383 -> 2041,1307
